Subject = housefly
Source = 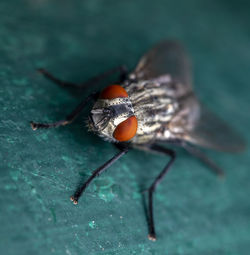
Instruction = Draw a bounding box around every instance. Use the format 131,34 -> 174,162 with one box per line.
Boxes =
31,41 -> 246,241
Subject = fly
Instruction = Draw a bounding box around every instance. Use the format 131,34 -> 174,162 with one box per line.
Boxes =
31,41 -> 246,241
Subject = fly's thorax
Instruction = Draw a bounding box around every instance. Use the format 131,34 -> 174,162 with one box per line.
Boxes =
124,79 -> 179,144
88,97 -> 136,142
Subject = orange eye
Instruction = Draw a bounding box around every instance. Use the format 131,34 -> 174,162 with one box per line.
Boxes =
113,116 -> 138,142
100,85 -> 128,99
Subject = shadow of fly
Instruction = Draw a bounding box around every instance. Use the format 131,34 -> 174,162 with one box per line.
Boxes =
31,41 -> 245,241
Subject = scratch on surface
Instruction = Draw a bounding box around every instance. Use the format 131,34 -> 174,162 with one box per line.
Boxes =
93,177 -> 117,202
10,170 -> 20,181
18,168 -> 69,190
65,247 -> 72,255
88,220 -> 96,229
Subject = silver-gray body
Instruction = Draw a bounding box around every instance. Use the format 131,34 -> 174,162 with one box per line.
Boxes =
124,76 -> 200,145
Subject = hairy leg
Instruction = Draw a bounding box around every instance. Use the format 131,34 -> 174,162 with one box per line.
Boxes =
30,92 -> 99,130
71,145 -> 129,204
145,144 -> 176,241
38,65 -> 128,89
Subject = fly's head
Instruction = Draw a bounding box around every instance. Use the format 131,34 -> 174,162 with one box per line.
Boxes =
88,85 -> 138,143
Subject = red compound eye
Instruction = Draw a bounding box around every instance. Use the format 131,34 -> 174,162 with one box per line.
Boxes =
113,116 -> 138,142
100,85 -> 128,99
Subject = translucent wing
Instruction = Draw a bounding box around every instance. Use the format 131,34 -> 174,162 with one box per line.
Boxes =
184,104 -> 246,152
133,40 -> 192,92
134,40 -> 246,152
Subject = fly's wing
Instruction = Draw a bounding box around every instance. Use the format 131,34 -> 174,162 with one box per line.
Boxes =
137,41 -> 246,152
133,40 -> 192,93
184,104 -> 246,152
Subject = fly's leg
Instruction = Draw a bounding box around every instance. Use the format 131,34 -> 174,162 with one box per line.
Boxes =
37,68 -> 79,88
30,92 -> 98,130
145,144 -> 176,241
182,144 -> 224,177
38,65 -> 128,89
70,145 -> 129,204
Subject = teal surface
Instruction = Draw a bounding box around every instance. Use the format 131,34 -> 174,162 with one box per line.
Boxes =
0,1 -> 250,254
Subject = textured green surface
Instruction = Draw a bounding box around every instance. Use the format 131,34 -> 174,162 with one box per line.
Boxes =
0,1 -> 250,254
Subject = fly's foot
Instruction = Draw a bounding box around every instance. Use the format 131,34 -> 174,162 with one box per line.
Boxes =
30,121 -> 51,130
30,121 -> 38,130
70,196 -> 78,205
218,171 -> 225,180
148,233 -> 156,241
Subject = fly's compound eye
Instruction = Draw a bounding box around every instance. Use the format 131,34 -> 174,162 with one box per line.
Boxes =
100,85 -> 128,99
113,116 -> 138,142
